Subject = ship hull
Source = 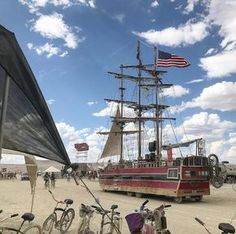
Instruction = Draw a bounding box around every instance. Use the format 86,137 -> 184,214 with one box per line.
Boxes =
99,165 -> 210,199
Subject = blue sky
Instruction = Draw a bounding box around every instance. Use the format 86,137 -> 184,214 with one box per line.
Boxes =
1,0 -> 236,164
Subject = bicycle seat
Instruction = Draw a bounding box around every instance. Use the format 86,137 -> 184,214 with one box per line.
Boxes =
218,223 -> 235,233
64,199 -> 73,205
21,213 -> 35,222
111,204 -> 118,210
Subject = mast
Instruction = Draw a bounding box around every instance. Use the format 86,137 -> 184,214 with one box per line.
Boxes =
120,65 -> 124,162
137,41 -> 142,160
154,46 -> 160,161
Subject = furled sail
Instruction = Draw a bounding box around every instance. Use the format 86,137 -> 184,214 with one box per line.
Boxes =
100,107 -> 121,158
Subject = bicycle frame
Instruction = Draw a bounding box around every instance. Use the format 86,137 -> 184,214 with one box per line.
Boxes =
126,200 -> 171,234
195,217 -> 235,234
42,190 -> 75,233
78,204 -> 95,233
0,212 -> 41,234
91,204 -> 121,234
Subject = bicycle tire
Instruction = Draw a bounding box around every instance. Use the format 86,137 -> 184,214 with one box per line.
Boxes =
23,224 -> 42,234
59,208 -> 75,233
232,183 -> 236,192
77,217 -> 86,233
42,214 -> 55,234
102,220 -> 121,234
77,215 -> 95,234
0,227 -> 23,234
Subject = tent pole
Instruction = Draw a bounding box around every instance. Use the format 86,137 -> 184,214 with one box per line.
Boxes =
0,73 -> 10,161
30,184 -> 36,212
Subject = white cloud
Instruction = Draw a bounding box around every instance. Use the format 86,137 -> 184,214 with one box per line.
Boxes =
151,0 -> 159,8
208,0 -> 236,50
199,0 -> 236,78
93,102 -> 118,117
87,101 -> 98,106
59,51 -> 68,57
175,81 -> 236,112
163,85 -> 189,97
27,42 -> 68,58
56,122 -> 104,162
205,48 -> 217,56
112,14 -> 125,24
199,49 -> 236,78
133,21 -> 208,47
47,99 -> 55,105
31,13 -> 82,49
93,102 -> 137,118
18,0 -> 95,13
186,79 -> 204,84
171,112 -> 236,144
183,0 -> 200,14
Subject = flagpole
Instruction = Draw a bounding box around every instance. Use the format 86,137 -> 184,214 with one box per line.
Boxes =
0,72 -> 10,161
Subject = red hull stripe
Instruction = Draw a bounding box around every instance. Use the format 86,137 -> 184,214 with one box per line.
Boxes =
100,179 -> 178,189
100,167 -> 172,175
100,179 -> 209,190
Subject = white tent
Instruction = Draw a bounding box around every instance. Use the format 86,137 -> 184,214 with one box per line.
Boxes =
44,166 -> 60,173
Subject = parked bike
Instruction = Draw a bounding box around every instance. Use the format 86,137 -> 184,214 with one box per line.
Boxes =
77,203 -> 95,234
0,210 -> 42,233
195,217 -> 235,234
42,190 -> 75,234
125,200 -> 171,234
91,204 -> 122,234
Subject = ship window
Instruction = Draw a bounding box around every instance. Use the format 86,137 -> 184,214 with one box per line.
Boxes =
167,168 -> 178,179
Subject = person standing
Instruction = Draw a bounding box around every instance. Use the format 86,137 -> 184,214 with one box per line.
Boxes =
50,172 -> 56,189
43,172 -> 50,189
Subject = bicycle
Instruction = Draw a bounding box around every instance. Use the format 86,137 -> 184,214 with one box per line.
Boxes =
125,200 -> 171,234
77,203 -> 95,234
0,210 -> 42,233
42,190 -> 75,234
91,204 -> 122,234
195,217 -> 235,234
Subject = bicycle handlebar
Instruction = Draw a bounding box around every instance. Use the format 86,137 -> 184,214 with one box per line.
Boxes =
195,217 -> 205,226
48,190 -> 64,204
140,200 -> 149,210
10,214 -> 19,218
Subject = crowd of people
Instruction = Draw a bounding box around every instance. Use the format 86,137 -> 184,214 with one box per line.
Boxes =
43,172 -> 56,189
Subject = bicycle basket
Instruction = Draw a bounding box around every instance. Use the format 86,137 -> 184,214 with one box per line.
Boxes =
125,213 -> 144,233
79,205 -> 90,217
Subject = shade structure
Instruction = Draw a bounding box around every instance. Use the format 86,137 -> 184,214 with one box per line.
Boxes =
0,25 -> 70,165
44,166 -> 60,173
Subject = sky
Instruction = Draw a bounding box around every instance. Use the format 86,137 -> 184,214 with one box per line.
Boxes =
0,0 -> 236,164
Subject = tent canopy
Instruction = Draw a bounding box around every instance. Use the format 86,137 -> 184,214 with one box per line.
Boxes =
44,166 -> 60,173
0,25 -> 70,165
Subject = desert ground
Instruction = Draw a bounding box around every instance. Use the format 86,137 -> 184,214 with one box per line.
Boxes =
0,177 -> 236,234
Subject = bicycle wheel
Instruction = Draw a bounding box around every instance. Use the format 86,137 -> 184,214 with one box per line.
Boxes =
23,224 -> 42,234
42,214 -> 55,234
0,227 -> 23,233
103,221 -> 120,234
113,218 -> 121,233
232,183 -> 236,192
59,208 -> 75,233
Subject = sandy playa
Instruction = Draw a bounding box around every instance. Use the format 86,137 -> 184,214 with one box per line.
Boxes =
1,177 -> 236,234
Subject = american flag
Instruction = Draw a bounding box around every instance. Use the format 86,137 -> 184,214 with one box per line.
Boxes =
156,50 -> 190,68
